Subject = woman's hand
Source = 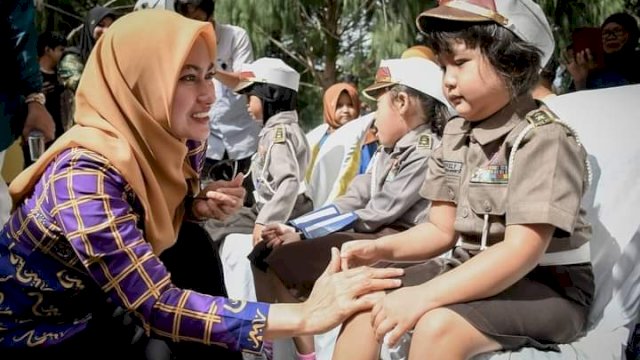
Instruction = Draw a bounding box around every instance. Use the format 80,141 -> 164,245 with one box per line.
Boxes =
370,286 -> 431,347
23,102 -> 55,142
264,248 -> 403,339
567,49 -> 597,90
340,239 -> 383,270
300,248 -> 404,335
262,223 -> 301,248
192,173 -> 245,221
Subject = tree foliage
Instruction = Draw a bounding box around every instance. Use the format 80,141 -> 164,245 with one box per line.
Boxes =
36,0 -> 639,129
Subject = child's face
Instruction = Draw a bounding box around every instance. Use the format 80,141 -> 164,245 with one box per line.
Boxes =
170,37 -> 215,141
335,91 -> 357,126
374,91 -> 409,148
247,95 -> 263,124
439,42 -> 510,122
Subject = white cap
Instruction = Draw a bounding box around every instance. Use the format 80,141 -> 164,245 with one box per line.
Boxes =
234,57 -> 300,93
134,0 -> 175,11
416,0 -> 555,68
362,57 -> 449,107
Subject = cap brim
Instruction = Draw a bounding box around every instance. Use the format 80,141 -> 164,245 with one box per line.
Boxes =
416,6 -> 492,34
233,80 -> 255,94
362,82 -> 397,101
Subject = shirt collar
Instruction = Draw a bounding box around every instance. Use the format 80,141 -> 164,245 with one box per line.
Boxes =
469,95 -> 537,146
391,123 -> 431,151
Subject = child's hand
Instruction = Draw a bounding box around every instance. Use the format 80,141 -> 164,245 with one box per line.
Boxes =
370,286 -> 428,348
252,224 -> 265,246
262,223 -> 301,248
340,240 -> 382,270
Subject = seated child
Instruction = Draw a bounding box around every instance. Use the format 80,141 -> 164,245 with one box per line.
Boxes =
334,1 -> 594,359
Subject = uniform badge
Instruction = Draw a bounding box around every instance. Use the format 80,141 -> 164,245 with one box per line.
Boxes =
274,126 -> 286,143
417,134 -> 432,150
526,109 -> 557,127
470,165 -> 509,184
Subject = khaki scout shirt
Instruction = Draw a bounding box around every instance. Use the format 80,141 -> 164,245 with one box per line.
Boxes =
252,110 -> 313,225
333,123 -> 435,232
420,97 -> 591,264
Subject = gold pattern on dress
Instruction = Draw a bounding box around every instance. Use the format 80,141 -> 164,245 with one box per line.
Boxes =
13,329 -> 65,347
10,253 -> 53,290
0,292 -> 12,315
223,299 -> 247,314
0,274 -> 12,282
248,308 -> 266,349
56,270 -> 85,290
28,292 -> 61,317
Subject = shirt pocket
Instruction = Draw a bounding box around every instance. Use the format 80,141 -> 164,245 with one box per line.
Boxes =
467,183 -> 507,216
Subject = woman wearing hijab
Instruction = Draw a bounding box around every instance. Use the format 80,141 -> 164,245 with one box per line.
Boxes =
0,10 -> 403,358
569,12 -> 640,90
306,83 -> 379,207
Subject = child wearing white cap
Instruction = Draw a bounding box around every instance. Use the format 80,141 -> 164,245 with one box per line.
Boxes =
249,55 -> 451,360
233,60 -> 314,354
232,58 -> 313,242
334,1 -> 594,359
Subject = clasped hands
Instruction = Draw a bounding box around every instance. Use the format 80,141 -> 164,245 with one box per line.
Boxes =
191,173 -> 245,221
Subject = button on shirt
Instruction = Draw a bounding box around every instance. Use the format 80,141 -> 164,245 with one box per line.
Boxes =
207,23 -> 260,161
0,141 -> 269,352
420,97 -> 591,254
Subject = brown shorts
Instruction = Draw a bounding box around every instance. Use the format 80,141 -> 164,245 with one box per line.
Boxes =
263,228 -> 401,297
397,247 -> 595,351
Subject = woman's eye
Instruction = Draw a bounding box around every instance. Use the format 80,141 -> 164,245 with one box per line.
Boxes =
205,72 -> 215,80
181,74 -> 197,81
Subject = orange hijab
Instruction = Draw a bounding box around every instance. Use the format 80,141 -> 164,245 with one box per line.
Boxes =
322,82 -> 360,130
10,10 -> 216,254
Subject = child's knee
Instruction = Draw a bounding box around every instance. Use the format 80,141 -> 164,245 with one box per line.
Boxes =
412,308 -> 460,343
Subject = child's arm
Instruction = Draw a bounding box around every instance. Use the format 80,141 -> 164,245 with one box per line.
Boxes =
340,201 -> 457,268
255,140 -> 303,226
351,153 -> 430,232
372,223 -> 554,346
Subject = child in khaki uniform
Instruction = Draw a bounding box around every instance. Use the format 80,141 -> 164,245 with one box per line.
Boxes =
233,57 -> 313,245
335,1 -> 595,359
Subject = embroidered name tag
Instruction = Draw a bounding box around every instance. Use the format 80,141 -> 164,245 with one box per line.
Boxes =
443,161 -> 463,174
470,165 -> 509,184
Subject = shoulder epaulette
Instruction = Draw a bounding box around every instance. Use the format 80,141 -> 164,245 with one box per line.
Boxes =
525,108 -> 558,127
273,125 -> 286,143
417,134 -> 432,150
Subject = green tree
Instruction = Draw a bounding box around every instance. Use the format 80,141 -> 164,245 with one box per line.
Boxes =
216,0 -> 436,129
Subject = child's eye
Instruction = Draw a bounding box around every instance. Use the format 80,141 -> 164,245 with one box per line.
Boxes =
180,74 -> 197,81
454,59 -> 468,66
205,72 -> 215,80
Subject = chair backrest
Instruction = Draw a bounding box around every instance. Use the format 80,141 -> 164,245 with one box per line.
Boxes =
545,84 -> 640,333
306,113 -> 375,208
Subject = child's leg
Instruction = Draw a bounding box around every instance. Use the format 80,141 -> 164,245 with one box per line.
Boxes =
251,264 -> 276,303
332,311 -> 380,360
268,270 -> 315,357
409,308 -> 500,360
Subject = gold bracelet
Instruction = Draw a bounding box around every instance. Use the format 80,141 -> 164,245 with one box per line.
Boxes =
25,92 -> 46,106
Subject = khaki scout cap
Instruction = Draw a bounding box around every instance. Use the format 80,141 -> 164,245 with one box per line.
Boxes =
416,0 -> 555,68
234,57 -> 300,93
401,45 -> 436,61
362,57 -> 449,107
